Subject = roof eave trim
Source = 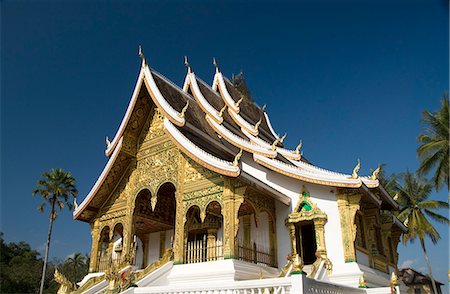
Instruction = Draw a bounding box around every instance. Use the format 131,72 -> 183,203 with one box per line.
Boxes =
228,108 -> 259,136
205,115 -> 277,158
393,215 -> 408,233
105,70 -> 144,157
377,184 -> 400,210
360,183 -> 382,208
143,65 -> 186,127
215,72 -> 240,113
253,153 -> 362,188
188,73 -> 223,124
74,137 -> 124,220
163,118 -> 240,177
264,112 -> 279,139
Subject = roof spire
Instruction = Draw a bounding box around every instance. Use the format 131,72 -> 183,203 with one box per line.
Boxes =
233,148 -> 243,166
271,137 -> 281,151
178,100 -> 189,118
253,117 -> 262,132
261,104 -> 267,112
138,45 -> 147,66
351,159 -> 361,179
280,133 -> 287,144
184,56 -> 192,73
213,57 -> 220,73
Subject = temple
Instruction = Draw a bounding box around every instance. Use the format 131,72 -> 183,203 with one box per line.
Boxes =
65,50 -> 408,294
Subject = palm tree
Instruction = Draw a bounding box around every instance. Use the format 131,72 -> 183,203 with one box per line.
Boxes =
395,171 -> 448,294
417,94 -> 449,191
66,253 -> 87,282
33,168 -> 77,294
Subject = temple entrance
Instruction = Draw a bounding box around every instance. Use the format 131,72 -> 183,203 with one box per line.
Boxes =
184,201 -> 223,263
132,182 -> 176,269
295,221 -> 317,265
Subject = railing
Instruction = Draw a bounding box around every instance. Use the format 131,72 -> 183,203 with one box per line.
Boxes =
236,242 -> 275,267
96,255 -> 122,272
184,239 -> 223,263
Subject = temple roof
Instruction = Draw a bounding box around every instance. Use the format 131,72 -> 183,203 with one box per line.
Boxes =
74,54 -> 399,221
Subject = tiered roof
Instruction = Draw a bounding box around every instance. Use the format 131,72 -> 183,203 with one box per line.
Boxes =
74,51 -> 398,222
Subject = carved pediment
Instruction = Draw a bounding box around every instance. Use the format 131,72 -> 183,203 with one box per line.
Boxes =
286,185 -> 327,224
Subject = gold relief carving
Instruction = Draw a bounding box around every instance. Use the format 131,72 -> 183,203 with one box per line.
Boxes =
336,190 -> 361,262
99,210 -> 127,222
183,185 -> 223,201
184,156 -> 217,183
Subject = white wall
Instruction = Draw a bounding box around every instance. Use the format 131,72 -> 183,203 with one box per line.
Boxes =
111,233 -> 122,260
135,236 -> 144,268
275,200 -> 291,269
147,232 -> 160,265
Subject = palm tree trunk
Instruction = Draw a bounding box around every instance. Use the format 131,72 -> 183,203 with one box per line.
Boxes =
420,238 -> 439,294
39,197 -> 56,294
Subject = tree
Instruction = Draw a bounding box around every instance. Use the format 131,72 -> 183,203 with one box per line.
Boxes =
395,171 -> 449,294
33,168 -> 77,294
60,253 -> 89,283
417,94 -> 449,191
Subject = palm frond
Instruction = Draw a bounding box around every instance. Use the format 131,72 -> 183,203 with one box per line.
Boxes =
424,209 -> 449,224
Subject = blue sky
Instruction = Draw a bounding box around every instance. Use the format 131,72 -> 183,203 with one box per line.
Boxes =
1,0 -> 448,289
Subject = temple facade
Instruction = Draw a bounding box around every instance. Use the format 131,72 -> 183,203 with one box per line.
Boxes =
68,51 -> 407,294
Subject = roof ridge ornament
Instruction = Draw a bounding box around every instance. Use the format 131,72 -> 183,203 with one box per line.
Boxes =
280,133 -> 287,144
370,165 -> 381,180
184,56 -> 192,73
351,159 -> 361,179
271,137 -> 281,151
262,104 -> 267,112
138,45 -> 147,67
213,57 -> 220,73
233,148 -> 243,166
295,140 -> 303,155
218,105 -> 227,117
253,117 -> 262,132
105,136 -> 111,149
235,96 -> 244,108
178,100 -> 189,118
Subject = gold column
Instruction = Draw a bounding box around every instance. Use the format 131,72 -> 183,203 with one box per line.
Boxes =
222,179 -> 244,259
207,228 -> 217,260
173,197 -> 186,264
89,221 -> 100,272
336,190 -> 361,262
314,218 -> 327,256
288,223 -> 297,255
123,209 -> 134,265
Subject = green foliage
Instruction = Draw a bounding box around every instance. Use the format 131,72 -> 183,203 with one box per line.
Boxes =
417,94 -> 449,191
58,253 -> 89,284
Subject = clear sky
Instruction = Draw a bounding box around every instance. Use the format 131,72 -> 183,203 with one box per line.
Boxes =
2,0 -> 448,290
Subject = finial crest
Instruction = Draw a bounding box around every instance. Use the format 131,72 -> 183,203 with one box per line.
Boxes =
218,105 -> 227,117
280,133 -> 287,144
184,56 -> 191,73
138,45 -> 146,66
358,274 -> 367,288
271,137 -> 281,151
370,165 -> 381,180
233,148 -> 243,166
253,117 -> 262,131
262,104 -> 267,112
235,97 -> 244,108
178,100 -> 189,118
213,57 -> 219,73
351,159 -> 361,179
295,140 -> 303,154
106,136 -> 111,149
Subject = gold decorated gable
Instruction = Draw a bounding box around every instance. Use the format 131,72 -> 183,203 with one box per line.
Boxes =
286,185 -> 327,224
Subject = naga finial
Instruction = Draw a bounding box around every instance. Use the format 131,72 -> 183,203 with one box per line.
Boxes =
213,57 -> 219,73
73,198 -> 78,210
370,165 -> 381,180
178,100 -> 189,118
271,137 -> 281,151
261,104 -> 267,112
351,159 -> 361,179
280,133 -> 287,144
218,105 -> 227,117
390,272 -> 399,287
184,56 -> 191,73
235,97 -> 244,108
233,148 -> 243,166
393,192 -> 399,201
295,140 -> 303,155
138,45 -> 146,66
106,136 -> 111,149
253,117 -> 262,131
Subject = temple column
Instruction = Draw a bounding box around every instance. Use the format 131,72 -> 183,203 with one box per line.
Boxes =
89,221 -> 100,272
207,228 -> 217,260
222,179 -> 244,259
336,190 -> 361,262
314,218 -> 327,257
123,208 -> 134,265
173,195 -> 186,264
288,223 -> 297,255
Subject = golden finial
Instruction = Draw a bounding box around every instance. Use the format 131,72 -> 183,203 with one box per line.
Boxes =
280,133 -> 287,144
393,192 -> 399,201
351,159 -> 361,179
105,136 -> 111,149
178,100 -> 189,118
370,165 -> 381,180
138,45 -> 146,66
233,148 -> 243,166
213,57 -> 219,73
218,105 -> 227,117
295,140 -> 303,155
261,104 -> 267,112
271,137 -> 281,151
390,272 -> 399,286
358,274 -> 367,288
291,254 -> 304,274
253,117 -> 262,131
73,198 -> 78,210
235,97 -> 244,108
184,56 -> 191,73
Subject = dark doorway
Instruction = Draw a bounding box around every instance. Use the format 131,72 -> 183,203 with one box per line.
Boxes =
295,221 -> 317,265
